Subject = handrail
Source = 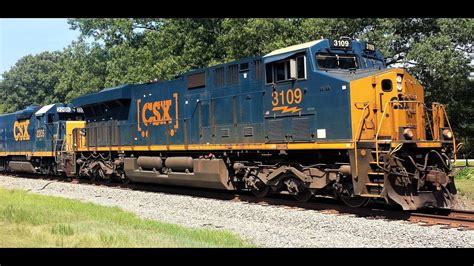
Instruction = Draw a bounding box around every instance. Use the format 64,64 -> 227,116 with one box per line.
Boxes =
374,100 -> 456,168
441,105 -> 457,162
424,106 -> 434,139
375,100 -> 392,167
353,102 -> 370,177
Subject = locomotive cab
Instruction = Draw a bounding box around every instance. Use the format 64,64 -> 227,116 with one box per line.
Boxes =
261,38 -> 456,210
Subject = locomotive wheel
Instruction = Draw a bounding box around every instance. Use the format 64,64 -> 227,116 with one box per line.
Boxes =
340,195 -> 369,208
251,183 -> 270,198
89,169 -> 99,181
121,175 -> 130,185
294,189 -> 312,202
52,165 -> 59,176
41,165 -> 51,175
339,181 -> 369,208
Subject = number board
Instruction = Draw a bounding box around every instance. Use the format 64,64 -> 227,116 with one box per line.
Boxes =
330,38 -> 352,50
365,42 -> 376,52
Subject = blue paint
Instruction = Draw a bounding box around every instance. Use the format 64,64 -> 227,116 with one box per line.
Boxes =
71,39 -> 388,147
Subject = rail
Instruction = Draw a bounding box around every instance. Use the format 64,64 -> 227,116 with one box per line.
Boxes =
374,101 -> 392,167
445,104 -> 457,162
353,102 -> 370,177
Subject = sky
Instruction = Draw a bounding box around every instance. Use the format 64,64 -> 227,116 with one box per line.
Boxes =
0,18 -> 80,75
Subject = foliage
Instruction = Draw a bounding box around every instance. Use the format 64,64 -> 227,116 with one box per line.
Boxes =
0,52 -> 62,113
55,40 -> 109,102
454,168 -> 474,201
455,167 -> 474,180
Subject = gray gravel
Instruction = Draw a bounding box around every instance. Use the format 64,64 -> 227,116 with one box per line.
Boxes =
0,175 -> 473,247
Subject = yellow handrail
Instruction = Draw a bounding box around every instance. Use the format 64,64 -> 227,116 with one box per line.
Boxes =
441,105 -> 457,162
375,101 -> 392,167
374,101 -> 456,168
353,102 -> 370,177
424,106 -> 434,139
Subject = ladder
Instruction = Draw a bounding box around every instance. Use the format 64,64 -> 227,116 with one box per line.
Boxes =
53,122 -> 65,173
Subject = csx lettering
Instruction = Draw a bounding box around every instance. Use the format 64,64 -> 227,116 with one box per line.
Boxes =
142,100 -> 172,125
13,120 -> 30,141
137,92 -> 179,138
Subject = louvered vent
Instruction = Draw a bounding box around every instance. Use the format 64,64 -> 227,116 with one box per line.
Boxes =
243,127 -> 254,137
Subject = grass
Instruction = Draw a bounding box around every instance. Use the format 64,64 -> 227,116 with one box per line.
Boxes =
454,159 -> 474,167
454,167 -> 474,201
0,188 -> 253,247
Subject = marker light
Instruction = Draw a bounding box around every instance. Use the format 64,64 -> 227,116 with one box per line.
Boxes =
403,128 -> 414,140
442,129 -> 453,140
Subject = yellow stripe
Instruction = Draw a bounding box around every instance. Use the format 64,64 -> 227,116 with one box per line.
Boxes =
0,151 -> 54,157
0,141 -> 443,156
77,142 -> 355,152
390,142 -> 442,148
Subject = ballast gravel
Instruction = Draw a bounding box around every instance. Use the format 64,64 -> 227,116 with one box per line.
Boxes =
0,175 -> 473,247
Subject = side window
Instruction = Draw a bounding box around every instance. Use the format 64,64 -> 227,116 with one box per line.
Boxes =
296,55 -> 306,79
47,114 -> 54,124
275,61 -> 288,82
266,64 -> 273,84
265,53 -> 307,84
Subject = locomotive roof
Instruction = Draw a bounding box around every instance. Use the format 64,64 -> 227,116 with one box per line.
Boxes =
264,40 -> 323,57
71,38 -> 386,108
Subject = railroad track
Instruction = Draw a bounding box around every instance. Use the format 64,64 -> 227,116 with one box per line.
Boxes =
409,209 -> 474,230
1,172 -> 473,230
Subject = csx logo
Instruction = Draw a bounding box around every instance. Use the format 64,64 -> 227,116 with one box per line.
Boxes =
13,120 -> 30,141
142,100 -> 172,125
137,92 -> 179,137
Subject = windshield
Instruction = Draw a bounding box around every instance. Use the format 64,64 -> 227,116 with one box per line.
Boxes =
58,113 -> 84,121
316,53 -> 358,70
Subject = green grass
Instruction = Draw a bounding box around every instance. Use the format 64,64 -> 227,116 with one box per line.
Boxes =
454,159 -> 474,167
0,188 -> 253,247
454,167 -> 474,201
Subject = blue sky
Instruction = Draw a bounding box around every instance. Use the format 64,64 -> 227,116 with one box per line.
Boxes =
0,18 -> 80,75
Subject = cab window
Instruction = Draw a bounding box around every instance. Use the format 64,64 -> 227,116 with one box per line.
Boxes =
265,54 -> 306,84
316,53 -> 358,70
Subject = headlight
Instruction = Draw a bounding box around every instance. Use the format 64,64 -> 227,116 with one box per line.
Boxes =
442,129 -> 453,140
396,75 -> 402,83
403,128 -> 414,140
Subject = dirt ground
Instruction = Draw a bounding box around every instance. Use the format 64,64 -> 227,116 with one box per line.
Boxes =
453,195 -> 474,210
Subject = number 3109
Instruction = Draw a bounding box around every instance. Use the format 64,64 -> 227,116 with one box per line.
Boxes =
272,88 -> 303,106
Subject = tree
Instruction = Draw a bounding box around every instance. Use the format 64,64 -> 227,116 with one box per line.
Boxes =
0,51 -> 63,112
56,41 -> 109,102
1,18 -> 472,153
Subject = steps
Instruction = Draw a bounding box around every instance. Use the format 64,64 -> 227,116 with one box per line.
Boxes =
363,141 -> 390,197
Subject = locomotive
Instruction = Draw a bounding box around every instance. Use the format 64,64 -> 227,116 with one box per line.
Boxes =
0,38 -> 457,210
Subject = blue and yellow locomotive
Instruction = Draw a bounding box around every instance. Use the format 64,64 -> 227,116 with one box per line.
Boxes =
0,38 -> 457,210
0,103 -> 84,175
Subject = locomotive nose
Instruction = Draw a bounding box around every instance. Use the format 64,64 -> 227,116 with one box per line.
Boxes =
349,68 -> 426,142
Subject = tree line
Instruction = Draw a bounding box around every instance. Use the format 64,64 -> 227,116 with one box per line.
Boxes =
0,18 -> 472,153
